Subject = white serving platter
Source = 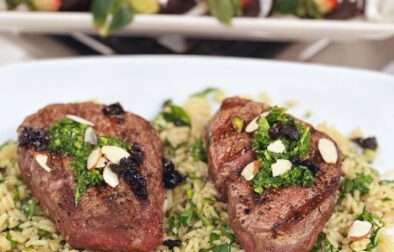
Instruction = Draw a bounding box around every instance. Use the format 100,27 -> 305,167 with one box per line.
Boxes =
0,11 -> 393,41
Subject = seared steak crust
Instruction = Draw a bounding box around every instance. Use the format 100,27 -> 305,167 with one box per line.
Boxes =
17,102 -> 164,252
207,97 -> 342,252
206,97 -> 270,199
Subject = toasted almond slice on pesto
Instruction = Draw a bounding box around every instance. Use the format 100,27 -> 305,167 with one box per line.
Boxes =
102,146 -> 130,164
241,161 -> 259,181
245,112 -> 269,133
271,159 -> 292,177
35,154 -> 51,172
103,165 -> 119,188
84,127 -> 98,145
87,148 -> 102,170
66,114 -> 94,126
318,138 -> 338,164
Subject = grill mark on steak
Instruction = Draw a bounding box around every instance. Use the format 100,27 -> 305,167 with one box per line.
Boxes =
207,97 -> 343,252
17,102 -> 164,252
252,189 -> 277,205
271,177 -> 340,235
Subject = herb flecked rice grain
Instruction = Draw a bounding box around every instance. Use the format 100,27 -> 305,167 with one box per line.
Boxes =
0,94 -> 393,251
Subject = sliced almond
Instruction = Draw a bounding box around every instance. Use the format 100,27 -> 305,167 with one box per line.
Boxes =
35,154 -> 51,172
271,159 -> 292,177
267,139 -> 286,154
103,165 -> 119,188
102,146 -> 130,164
318,138 -> 338,164
245,111 -> 270,133
84,127 -> 98,145
241,161 -> 259,181
87,148 -> 102,170
66,114 -> 94,126
96,157 -> 107,169
348,220 -> 372,241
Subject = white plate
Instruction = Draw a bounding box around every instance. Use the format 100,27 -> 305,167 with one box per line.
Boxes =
0,55 -> 393,175
0,12 -> 394,41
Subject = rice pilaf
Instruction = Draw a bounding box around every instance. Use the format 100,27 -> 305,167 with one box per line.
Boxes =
0,92 -> 393,252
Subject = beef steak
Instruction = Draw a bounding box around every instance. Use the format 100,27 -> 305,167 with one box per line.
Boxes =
17,102 -> 164,252
206,97 -> 342,252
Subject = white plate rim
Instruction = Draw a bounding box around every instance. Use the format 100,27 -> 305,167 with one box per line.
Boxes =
1,54 -> 394,82
0,12 -> 393,41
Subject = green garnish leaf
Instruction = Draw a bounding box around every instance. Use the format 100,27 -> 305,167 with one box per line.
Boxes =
91,0 -> 134,36
22,198 -> 38,220
168,195 -> 212,233
98,136 -> 130,150
273,0 -> 299,14
191,87 -> 219,98
212,243 -> 231,252
12,190 -> 20,201
252,116 -> 271,151
291,124 -> 310,157
5,0 -> 30,10
311,233 -> 338,252
162,103 -> 191,127
266,106 -> 289,125
338,174 -> 373,202
273,0 -> 324,19
91,0 -> 115,27
190,138 -> 207,162
179,207 -> 195,227
74,169 -> 103,203
186,188 -> 193,200
38,229 -> 52,238
208,0 -> 242,25
49,118 -> 89,157
108,1 -> 134,35
209,233 -> 220,243
195,207 -> 211,226
202,197 -> 215,205
218,225 -> 237,244
168,213 -> 182,234
231,116 -> 244,133
6,232 -> 16,248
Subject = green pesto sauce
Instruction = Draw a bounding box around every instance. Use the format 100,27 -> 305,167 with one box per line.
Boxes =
252,107 -> 313,195
48,118 -> 130,203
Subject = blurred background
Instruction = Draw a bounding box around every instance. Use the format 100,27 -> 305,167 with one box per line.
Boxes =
0,0 -> 393,74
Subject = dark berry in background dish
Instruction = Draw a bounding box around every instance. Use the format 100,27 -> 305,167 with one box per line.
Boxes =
160,0 -> 196,14
326,0 -> 366,20
60,0 -> 91,11
243,0 -> 264,17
